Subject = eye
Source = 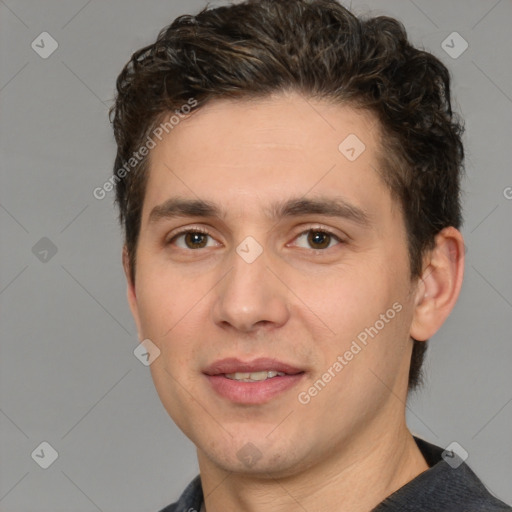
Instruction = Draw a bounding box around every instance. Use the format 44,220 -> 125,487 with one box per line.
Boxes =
168,229 -> 219,250
293,229 -> 342,250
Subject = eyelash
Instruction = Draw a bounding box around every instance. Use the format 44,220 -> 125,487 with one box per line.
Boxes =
166,227 -> 212,247
166,226 -> 344,251
292,228 -> 343,251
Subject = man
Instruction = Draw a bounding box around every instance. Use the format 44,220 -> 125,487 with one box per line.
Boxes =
110,0 -> 511,510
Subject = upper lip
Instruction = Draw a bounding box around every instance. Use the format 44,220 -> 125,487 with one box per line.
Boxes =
203,357 -> 304,376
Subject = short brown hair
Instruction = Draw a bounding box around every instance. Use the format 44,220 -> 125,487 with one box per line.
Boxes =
110,0 -> 464,389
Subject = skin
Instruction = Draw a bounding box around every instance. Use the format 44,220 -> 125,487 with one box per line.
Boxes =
123,91 -> 465,512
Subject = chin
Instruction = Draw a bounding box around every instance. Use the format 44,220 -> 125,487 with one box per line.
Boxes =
197,431 -> 315,479
210,452 -> 303,478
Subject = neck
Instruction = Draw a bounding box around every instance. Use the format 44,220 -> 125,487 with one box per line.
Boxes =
197,421 -> 429,512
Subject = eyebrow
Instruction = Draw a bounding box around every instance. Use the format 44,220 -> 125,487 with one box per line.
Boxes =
148,196 -> 371,227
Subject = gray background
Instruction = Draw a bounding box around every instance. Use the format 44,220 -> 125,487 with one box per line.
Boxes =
1,0 -> 511,510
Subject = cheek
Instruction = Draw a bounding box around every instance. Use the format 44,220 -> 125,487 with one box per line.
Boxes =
302,264 -> 391,335
135,257 -> 195,329
299,260 -> 413,374
134,262 -> 217,371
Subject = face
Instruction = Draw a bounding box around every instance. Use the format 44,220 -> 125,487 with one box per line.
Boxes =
126,92 -> 421,477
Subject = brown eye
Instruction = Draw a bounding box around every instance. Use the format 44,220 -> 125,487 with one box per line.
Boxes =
184,232 -> 208,249
307,231 -> 332,249
293,229 -> 341,250
169,230 -> 218,250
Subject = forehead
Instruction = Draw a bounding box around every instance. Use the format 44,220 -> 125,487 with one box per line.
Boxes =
142,92 -> 391,221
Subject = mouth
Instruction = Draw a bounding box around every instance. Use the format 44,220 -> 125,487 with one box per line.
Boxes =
224,370 -> 287,382
203,357 -> 305,404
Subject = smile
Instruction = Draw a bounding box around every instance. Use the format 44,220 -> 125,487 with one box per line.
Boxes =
224,370 -> 286,382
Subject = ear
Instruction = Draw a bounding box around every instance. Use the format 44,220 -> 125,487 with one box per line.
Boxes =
122,245 -> 142,340
410,227 -> 465,341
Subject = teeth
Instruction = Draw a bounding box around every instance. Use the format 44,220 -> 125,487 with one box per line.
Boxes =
224,370 -> 286,382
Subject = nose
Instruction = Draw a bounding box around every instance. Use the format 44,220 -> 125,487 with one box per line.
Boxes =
211,244 -> 290,334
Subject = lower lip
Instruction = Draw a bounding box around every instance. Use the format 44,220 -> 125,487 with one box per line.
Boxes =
205,373 -> 305,404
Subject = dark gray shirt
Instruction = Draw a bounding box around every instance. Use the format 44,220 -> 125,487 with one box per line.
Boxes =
159,438 -> 511,511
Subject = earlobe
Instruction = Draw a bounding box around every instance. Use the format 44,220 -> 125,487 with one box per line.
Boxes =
410,227 -> 465,341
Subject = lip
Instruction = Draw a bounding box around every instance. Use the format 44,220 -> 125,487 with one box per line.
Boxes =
203,357 -> 303,376
203,357 -> 305,405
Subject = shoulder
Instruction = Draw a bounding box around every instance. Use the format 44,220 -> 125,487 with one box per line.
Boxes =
373,437 -> 512,512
